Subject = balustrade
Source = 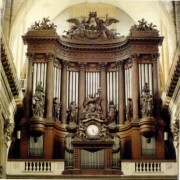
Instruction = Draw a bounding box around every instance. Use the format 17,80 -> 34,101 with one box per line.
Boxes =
135,162 -> 161,172
24,161 -> 51,172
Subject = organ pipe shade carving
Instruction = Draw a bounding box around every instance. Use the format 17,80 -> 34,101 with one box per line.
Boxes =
53,67 -> 61,102
125,68 -> 132,105
67,71 -> 79,108
107,71 -> 119,110
32,63 -> 47,95
85,72 -> 100,97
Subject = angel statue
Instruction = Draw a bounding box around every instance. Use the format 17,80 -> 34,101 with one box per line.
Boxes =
95,14 -> 119,38
65,17 -> 87,37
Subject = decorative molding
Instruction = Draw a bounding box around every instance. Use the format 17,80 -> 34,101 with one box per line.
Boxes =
4,120 -> 14,144
1,32 -> 21,96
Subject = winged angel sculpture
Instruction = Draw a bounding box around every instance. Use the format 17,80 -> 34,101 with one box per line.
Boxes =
64,12 -> 120,40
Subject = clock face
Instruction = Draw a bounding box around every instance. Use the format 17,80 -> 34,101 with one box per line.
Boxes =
86,124 -> 99,137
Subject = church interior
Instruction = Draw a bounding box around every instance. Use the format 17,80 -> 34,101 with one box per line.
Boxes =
0,0 -> 179,179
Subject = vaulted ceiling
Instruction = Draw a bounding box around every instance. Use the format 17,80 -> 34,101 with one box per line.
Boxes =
1,0 -> 178,90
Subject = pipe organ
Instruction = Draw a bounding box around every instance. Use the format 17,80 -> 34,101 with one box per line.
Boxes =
19,15 -> 166,174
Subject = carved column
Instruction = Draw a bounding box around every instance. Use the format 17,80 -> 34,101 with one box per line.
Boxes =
118,62 -> 125,124
100,63 -> 107,118
132,55 -> 139,120
46,54 -> 54,118
61,61 -> 68,124
25,53 -> 33,119
152,54 -> 160,118
78,63 -> 85,123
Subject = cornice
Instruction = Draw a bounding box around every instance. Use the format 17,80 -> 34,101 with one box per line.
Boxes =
1,32 -> 21,96
163,44 -> 180,107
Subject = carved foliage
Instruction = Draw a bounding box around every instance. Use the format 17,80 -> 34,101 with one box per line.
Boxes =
171,119 -> 179,143
130,18 -> 159,33
4,119 -> 14,143
28,17 -> 57,31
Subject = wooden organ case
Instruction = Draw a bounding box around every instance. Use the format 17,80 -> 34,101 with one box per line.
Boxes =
20,13 -> 165,174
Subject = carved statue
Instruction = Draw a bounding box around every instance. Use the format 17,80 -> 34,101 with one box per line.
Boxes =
29,17 -> 57,30
65,17 -> 87,37
126,98 -> 133,121
112,133 -> 121,169
108,100 -> 117,123
64,133 -> 74,168
140,83 -> 153,117
130,18 -> 159,33
67,101 -> 78,123
83,88 -> 102,118
4,119 -> 14,142
53,97 -> 61,119
64,12 -> 119,40
32,82 -> 45,117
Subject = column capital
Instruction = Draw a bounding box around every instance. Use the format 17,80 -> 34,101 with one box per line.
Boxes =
131,53 -> 140,62
116,61 -> 124,69
26,53 -> 34,61
45,53 -> 56,61
151,53 -> 160,61
61,60 -> 70,68
78,62 -> 86,69
99,62 -> 107,70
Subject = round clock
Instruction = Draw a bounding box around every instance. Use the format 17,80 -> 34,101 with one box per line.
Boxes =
86,124 -> 100,138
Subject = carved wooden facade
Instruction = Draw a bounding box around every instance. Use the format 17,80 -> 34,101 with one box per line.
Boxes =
19,15 -> 166,173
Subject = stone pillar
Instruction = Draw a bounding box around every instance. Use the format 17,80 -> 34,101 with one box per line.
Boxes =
132,55 -> 139,120
118,62 -> 125,124
25,53 -> 33,119
61,61 -> 68,124
46,54 -> 54,118
100,63 -> 107,118
152,54 -> 160,118
78,63 -> 85,123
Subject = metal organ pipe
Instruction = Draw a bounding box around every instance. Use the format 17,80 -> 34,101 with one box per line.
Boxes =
53,67 -> 61,102
32,63 -> 47,95
139,64 -> 153,94
107,71 -> 119,109
85,72 -> 100,97
125,68 -> 132,105
67,71 -> 79,108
